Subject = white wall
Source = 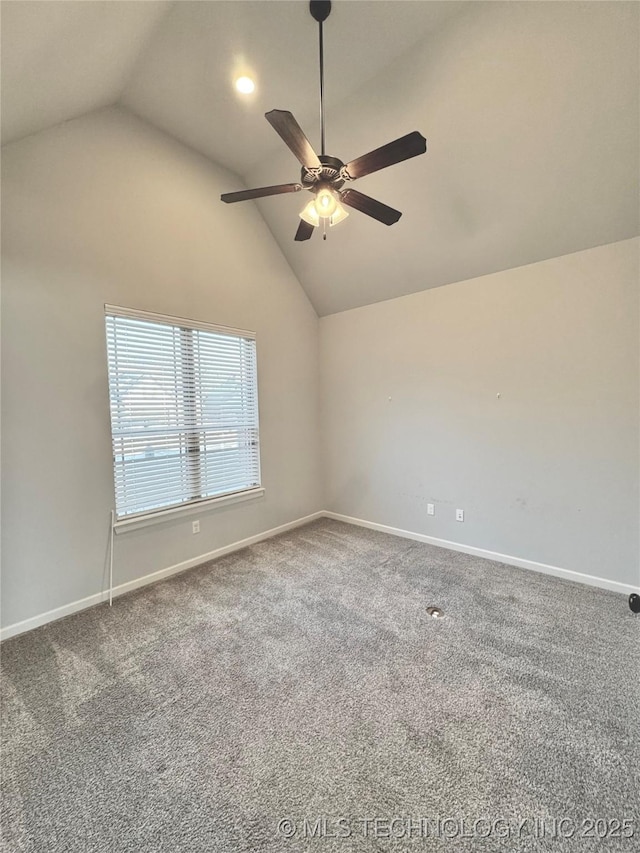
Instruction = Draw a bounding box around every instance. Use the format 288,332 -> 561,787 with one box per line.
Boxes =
320,239 -> 639,588
1,107 -> 323,629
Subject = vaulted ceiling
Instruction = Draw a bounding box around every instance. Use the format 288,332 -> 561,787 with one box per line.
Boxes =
2,1 -> 638,315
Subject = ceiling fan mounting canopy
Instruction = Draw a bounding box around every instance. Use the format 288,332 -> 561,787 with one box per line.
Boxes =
310,1 -> 331,24
220,1 -> 427,242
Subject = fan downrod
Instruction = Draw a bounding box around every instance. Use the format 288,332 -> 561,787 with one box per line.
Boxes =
310,1 -> 331,23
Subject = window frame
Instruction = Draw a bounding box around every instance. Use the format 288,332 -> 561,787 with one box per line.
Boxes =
104,305 -> 264,533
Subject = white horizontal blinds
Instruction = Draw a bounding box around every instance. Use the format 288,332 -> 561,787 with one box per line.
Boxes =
191,328 -> 260,499
105,308 -> 259,519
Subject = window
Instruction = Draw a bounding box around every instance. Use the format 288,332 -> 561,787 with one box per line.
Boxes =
105,305 -> 261,521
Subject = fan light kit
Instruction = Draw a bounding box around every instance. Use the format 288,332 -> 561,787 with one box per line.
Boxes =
221,1 -> 427,241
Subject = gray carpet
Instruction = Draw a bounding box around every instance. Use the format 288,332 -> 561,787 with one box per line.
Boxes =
1,518 -> 638,852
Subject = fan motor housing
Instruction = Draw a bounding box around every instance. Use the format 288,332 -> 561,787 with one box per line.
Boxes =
302,155 -> 345,189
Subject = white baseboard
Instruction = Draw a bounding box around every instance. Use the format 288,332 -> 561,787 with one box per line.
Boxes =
324,511 -> 637,596
2,508 -> 635,641
0,511 -> 324,641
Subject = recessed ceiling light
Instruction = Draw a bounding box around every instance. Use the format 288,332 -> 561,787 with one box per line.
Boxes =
235,76 -> 255,95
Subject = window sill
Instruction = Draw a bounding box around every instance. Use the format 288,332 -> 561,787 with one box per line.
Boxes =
113,487 -> 265,534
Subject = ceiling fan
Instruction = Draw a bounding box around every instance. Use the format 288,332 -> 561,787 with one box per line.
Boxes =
221,0 -> 427,242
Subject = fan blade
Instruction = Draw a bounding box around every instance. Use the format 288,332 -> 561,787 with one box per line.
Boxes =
295,220 -> 315,241
221,183 -> 302,203
265,110 -> 322,171
343,131 -> 426,180
340,189 -> 402,225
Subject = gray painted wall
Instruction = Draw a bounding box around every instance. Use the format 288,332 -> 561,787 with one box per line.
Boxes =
1,107 -> 323,628
320,239 -> 639,587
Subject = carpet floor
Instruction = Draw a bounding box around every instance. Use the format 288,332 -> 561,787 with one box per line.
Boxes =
1,519 -> 638,852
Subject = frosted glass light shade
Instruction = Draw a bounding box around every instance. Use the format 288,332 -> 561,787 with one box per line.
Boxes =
329,204 -> 349,227
299,200 -> 320,226
315,187 -> 338,218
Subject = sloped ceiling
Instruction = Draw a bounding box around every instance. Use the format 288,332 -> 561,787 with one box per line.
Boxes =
2,1 -> 638,316
0,0 -> 171,145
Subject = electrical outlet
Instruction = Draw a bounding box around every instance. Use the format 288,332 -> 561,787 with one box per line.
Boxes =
427,503 -> 435,516
192,520 -> 200,534
455,509 -> 464,522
